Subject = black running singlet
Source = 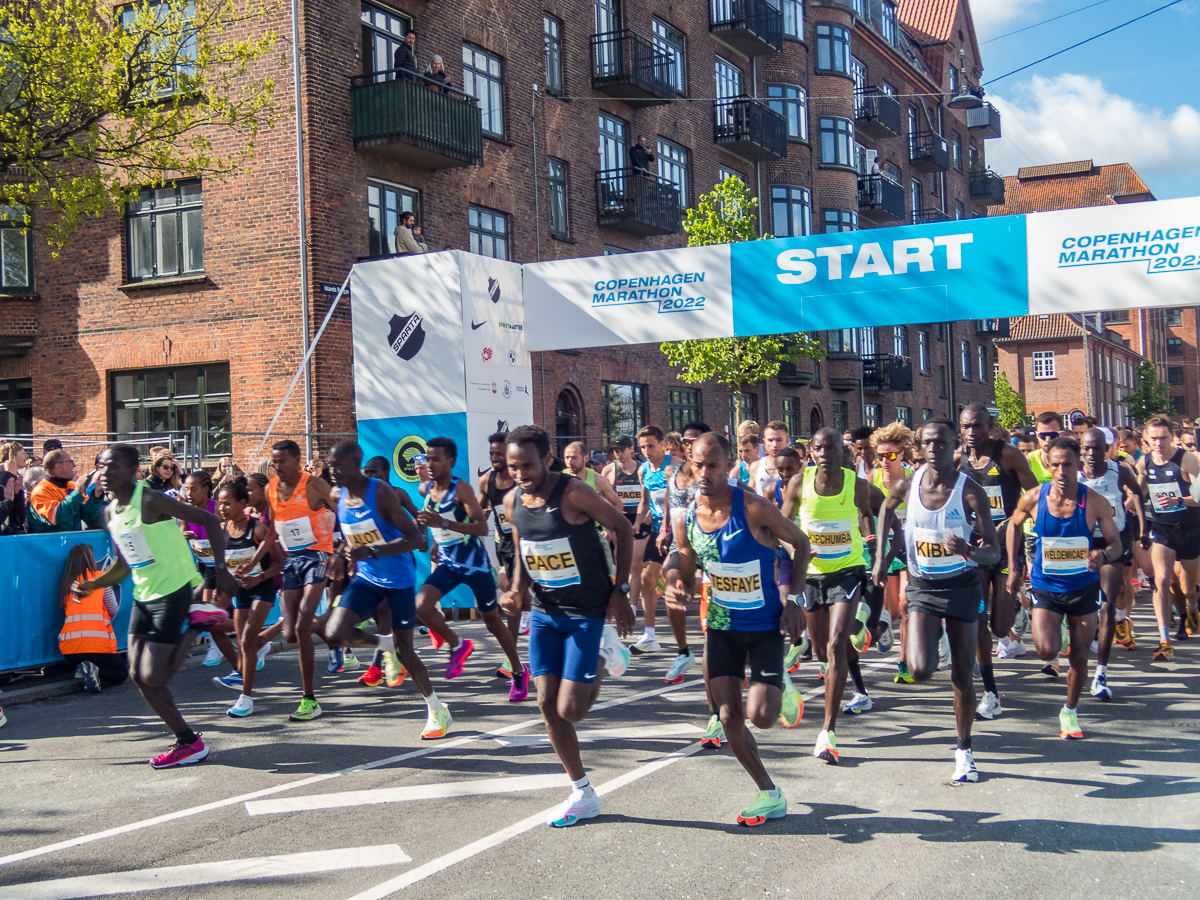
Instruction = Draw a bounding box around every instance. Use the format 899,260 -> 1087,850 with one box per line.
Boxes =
484,470 -> 515,555
959,439 -> 1023,525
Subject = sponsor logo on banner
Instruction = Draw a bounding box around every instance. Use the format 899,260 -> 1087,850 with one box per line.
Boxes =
499,322 -> 523,331
503,381 -> 512,399
387,312 -> 426,361
488,277 -> 502,304
1054,225 -> 1200,272
516,385 -> 529,395
471,319 -> 486,330
392,435 -> 428,483
508,350 -> 516,366
591,270 -> 708,315
482,347 -> 493,362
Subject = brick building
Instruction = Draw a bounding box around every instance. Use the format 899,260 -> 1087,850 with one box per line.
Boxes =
0,0 -> 1005,456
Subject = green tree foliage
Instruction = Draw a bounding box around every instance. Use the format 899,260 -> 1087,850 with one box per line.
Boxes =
660,178 -> 823,424
994,370 -> 1032,430
0,0 -> 277,248
1122,360 -> 1173,425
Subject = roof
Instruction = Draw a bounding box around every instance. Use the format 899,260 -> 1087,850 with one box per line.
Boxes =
997,315 -> 1145,357
988,161 -> 1155,216
897,0 -> 983,84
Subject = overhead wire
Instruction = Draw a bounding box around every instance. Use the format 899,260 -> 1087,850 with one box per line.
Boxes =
980,0 -> 1117,44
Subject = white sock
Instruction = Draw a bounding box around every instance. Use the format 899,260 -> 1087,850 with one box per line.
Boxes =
1115,609 -> 1127,622
1063,704 -> 1075,713
644,627 -> 656,640
1159,625 -> 1170,642
377,633 -> 394,652
571,774 -> 592,791
424,690 -> 445,713
1096,664 -> 1107,678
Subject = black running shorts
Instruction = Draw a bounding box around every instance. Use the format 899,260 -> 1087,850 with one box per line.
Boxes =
1031,582 -> 1101,618
705,627 -> 785,690
906,571 -> 984,623
802,566 -> 865,612
129,584 -> 194,645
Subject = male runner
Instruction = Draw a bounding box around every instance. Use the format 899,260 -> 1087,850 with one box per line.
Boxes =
1025,412 -> 1064,675
564,441 -> 624,511
731,433 -> 759,485
781,427 -> 885,764
1136,416 -> 1200,660
602,436 -> 647,615
750,420 -> 789,498
501,425 -> 634,827
73,444 -> 235,767
668,432 -> 809,824
479,431 -> 526,658
872,420 -> 1000,782
852,426 -> 878,480
631,425 -> 677,653
415,437 -> 525,691
958,404 -> 1038,719
1007,437 -> 1121,738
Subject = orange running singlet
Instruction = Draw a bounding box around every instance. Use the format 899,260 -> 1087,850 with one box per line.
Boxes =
268,472 -> 334,553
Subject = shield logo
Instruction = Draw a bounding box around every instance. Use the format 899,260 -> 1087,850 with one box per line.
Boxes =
387,312 -> 425,361
488,277 -> 501,304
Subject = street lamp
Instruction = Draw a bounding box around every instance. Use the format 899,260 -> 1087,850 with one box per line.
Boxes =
948,48 -> 984,110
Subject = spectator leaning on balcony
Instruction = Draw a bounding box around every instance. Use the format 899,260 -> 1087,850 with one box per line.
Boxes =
393,31 -> 417,80
425,55 -> 450,92
630,135 -> 655,176
1,440 -> 28,534
27,449 -> 105,533
394,211 -> 426,255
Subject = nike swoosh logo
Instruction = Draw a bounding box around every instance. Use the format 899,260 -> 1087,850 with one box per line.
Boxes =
478,466 -> 491,476
584,673 -> 596,680
471,320 -> 486,330
761,671 -> 779,677
726,528 -> 744,539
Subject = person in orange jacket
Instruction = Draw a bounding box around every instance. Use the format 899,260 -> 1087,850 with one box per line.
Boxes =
59,544 -> 128,693
28,449 -> 105,533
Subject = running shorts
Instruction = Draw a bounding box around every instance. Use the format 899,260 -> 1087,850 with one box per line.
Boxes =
423,565 -> 498,612
282,549 -> 329,591
906,571 -> 984,624
528,609 -> 605,684
339,578 -> 416,629
496,545 -> 515,577
643,533 -> 668,566
1090,531 -> 1133,566
129,584 -> 193,645
705,627 -> 785,690
200,566 -> 219,591
232,583 -> 277,611
802,566 -> 865,612
1148,517 -> 1200,562
1031,582 -> 1101,618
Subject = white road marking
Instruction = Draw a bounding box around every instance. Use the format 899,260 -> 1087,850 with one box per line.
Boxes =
344,743 -> 705,900
494,723 -> 703,747
0,845 -> 412,900
664,690 -> 709,702
245,773 -> 569,816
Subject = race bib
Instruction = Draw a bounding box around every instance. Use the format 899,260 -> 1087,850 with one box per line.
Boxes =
342,517 -> 384,547
112,528 -> 156,569
520,537 -> 581,590
649,487 -> 667,515
616,485 -> 641,508
189,539 -> 215,565
224,545 -> 262,576
707,560 -> 766,610
806,519 -> 854,560
1149,482 -> 1183,514
495,509 -> 513,534
431,525 -> 464,547
895,507 -> 908,524
1041,535 -> 1090,576
912,527 -> 967,576
276,516 -> 317,551
984,485 -> 1006,521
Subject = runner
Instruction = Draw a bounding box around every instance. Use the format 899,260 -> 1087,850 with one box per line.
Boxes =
1026,412 -> 1064,675
872,420 -> 1001,782
71,444 -> 235,768
414,437 -> 525,691
479,432 -> 524,663
957,404 -> 1038,719
750,420 -> 789,498
781,427 -> 885,764
630,425 -> 677,654
501,425 -> 634,827
852,427 -> 878,481
563,442 -> 624,511
868,423 -> 914,683
1007,436 -> 1121,738
1136,416 -> 1200,660
731,433 -> 759,486
179,470 -> 236,670
602,435 -> 646,619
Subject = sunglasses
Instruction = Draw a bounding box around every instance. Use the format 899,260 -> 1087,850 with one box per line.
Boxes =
1036,431 -> 1060,441
878,451 -> 903,461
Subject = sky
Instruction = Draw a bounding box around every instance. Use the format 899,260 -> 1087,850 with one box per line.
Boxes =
973,0 -> 1200,199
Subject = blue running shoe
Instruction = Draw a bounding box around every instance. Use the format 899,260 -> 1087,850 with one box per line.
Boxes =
213,671 -> 243,690
327,648 -> 344,674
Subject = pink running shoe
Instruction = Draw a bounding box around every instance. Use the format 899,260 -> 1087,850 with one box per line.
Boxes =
188,603 -> 229,629
508,664 -> 531,702
445,638 -> 474,679
429,630 -> 445,650
150,734 -> 208,769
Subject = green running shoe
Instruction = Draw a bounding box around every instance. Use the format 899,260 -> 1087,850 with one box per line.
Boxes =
818,661 -> 827,681
785,637 -> 809,672
779,670 -> 804,728
850,623 -> 872,654
894,661 -> 914,684
737,788 -> 787,826
700,713 -> 725,749
1060,621 -> 1070,656
383,651 -> 406,687
288,697 -> 322,721
1059,706 -> 1082,739
342,651 -> 360,671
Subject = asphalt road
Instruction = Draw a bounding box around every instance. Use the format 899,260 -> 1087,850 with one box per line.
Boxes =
1,607 -> 1198,900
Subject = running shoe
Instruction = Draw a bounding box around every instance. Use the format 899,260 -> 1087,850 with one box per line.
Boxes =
1124,620 -> 1137,648
445,639 -> 474,679
842,692 -> 873,715
1114,620 -> 1134,649
190,604 -> 230,629
785,636 -> 810,673
496,656 -> 514,679
664,649 -> 697,684
420,706 -> 453,740
818,661 -> 827,681
80,661 -> 102,694
384,652 -> 406,687
629,633 -> 661,655
849,623 -> 871,654
701,713 -> 725,749
256,642 -> 270,670
1175,623 -> 1189,642
519,611 -> 531,635
326,648 -> 344,674
227,695 -> 254,718
780,670 -> 804,728
1091,672 -> 1113,701
736,788 -> 787,826
1059,707 -> 1083,739
599,624 -> 630,678
877,610 -> 894,655
976,691 -> 1002,720
429,629 -> 445,650
509,664 -> 531,702
1152,641 -> 1174,662
289,698 -> 322,721
202,640 -> 223,667
894,661 -> 914,684
0,707 -> 5,729
74,662 -> 85,680
1041,662 -> 1060,677
342,651 -> 360,671
1187,608 -> 1200,636
814,729 -> 839,764
546,787 -> 601,827
150,734 -> 208,769
1060,622 -> 1070,656
952,748 -> 978,784
995,637 -> 1027,659
213,671 -> 243,690
357,664 -> 384,687
937,631 -> 951,671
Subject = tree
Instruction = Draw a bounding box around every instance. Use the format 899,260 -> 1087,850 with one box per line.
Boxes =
1122,360 -> 1173,425
0,0 -> 277,249
660,177 -> 824,428
994,370 -> 1032,430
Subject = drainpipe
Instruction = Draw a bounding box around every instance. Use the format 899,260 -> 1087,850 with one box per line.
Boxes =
531,84 -> 542,262
290,0 -> 312,456
1081,313 -> 1092,418
946,321 -> 955,417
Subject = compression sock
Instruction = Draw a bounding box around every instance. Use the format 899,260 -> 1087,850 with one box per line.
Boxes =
848,657 -> 867,695
980,665 -> 999,698
1096,664 -> 1108,678
957,737 -> 972,751
1159,626 -> 1171,642
372,648 -> 384,667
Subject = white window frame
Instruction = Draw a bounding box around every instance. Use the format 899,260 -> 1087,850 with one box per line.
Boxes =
1032,350 -> 1056,380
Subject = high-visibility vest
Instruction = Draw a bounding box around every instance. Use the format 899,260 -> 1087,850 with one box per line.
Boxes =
59,572 -> 117,655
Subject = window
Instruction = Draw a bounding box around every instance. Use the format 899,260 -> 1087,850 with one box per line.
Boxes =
111,364 -> 231,458
893,325 -> 908,357
367,179 -> 418,257
1168,366 -> 1185,385
823,209 -> 857,233
468,206 -> 509,259
955,201 -> 964,221
657,138 -> 690,206
815,23 -> 850,75
812,359 -> 821,387
1165,308 -> 1182,327
767,84 -> 808,141
772,186 -> 811,237
960,341 -> 970,380
882,160 -> 901,184
598,113 -> 627,174
543,16 -> 563,94
667,387 -> 700,432
917,330 -> 929,372
361,2 -> 412,77
1105,309 -> 1131,324
858,327 -> 877,356
951,133 -> 962,171
603,246 -> 627,255
978,345 -> 987,382
718,166 -> 744,184
827,329 -> 855,354
782,0 -> 804,39
729,392 -> 757,435
1167,337 -> 1183,356
126,181 -> 203,282
652,19 -> 686,94
782,397 -> 798,437
910,178 -> 922,223
832,400 -> 848,433
1171,396 -> 1187,415
896,406 -> 911,427
462,45 -> 504,137
1032,350 -> 1056,379
120,1 -> 198,97
881,1 -> 897,43
819,117 -> 854,167
0,206 -> 33,293
601,382 -> 647,447
850,57 -> 866,96
864,404 -> 881,428
548,159 -> 569,239
0,378 -> 32,435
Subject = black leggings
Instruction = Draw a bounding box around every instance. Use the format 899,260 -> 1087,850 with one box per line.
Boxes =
64,652 -> 130,689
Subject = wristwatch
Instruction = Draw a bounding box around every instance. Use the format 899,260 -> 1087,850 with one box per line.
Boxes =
368,546 -> 380,559
617,582 -> 631,593
214,561 -> 228,571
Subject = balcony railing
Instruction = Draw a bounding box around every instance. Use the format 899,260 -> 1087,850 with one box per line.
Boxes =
909,131 -> 949,172
854,87 -> 901,139
595,169 -> 683,237
862,353 -> 913,392
714,97 -> 787,162
709,0 -> 782,57
857,174 -> 905,223
590,30 -> 679,105
967,102 -> 1002,138
912,207 -> 950,224
970,169 -> 1006,205
350,69 -> 483,169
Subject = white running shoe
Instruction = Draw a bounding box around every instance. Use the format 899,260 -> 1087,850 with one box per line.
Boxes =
227,694 -> 254,718
952,748 -> 979,783
976,691 -> 1003,720
518,611 -> 531,635
257,642 -> 272,666
842,692 -> 873,714
629,633 -> 661,655
995,637 -> 1027,659
202,640 -> 223,667
546,787 -> 601,827
599,624 -> 630,677
937,630 -> 951,671
877,610 -> 894,654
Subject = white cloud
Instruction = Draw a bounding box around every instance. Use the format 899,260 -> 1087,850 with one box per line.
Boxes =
972,0 -> 1047,34
985,74 -> 1200,179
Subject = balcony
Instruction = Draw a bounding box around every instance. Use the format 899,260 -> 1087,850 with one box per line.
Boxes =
970,169 -> 1006,205
976,318 -> 1010,338
829,377 -> 860,392
777,361 -> 813,386
967,102 -> 1002,139
862,354 -> 913,392
595,169 -> 683,237
709,0 -> 782,57
714,97 -> 787,162
350,71 -> 483,169
857,174 -> 905,223
854,87 -> 902,139
909,131 -> 949,172
912,207 -> 950,224
590,31 -> 679,106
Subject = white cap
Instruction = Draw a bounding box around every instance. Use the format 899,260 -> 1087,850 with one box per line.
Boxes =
1098,426 -> 1116,446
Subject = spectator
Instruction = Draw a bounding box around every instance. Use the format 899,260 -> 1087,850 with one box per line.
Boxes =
23,465 -> 45,494
412,224 -> 429,253
393,30 -> 417,80
214,456 -> 243,490
254,457 -> 273,477
630,134 -> 655,176
147,452 -> 182,495
42,438 -> 63,455
1,440 -> 28,535
58,544 -> 128,693
394,211 -> 426,255
27,449 -> 105,533
425,54 -> 450,92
